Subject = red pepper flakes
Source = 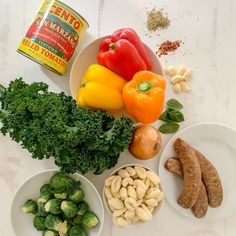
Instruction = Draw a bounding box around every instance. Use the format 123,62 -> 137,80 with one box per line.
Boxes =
157,40 -> 183,57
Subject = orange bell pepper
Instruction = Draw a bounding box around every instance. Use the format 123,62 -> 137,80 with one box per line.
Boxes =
123,70 -> 166,124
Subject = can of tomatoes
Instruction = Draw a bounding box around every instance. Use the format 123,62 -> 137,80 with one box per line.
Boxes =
17,0 -> 89,75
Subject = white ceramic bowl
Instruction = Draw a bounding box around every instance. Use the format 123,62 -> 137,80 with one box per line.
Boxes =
102,164 -> 164,219
11,169 -> 104,236
70,36 -> 163,100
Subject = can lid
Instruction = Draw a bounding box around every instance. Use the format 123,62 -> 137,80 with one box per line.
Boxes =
57,0 -> 89,28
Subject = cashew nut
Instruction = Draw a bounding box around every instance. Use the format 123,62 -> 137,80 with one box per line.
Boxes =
141,204 -> 153,219
156,191 -> 164,202
119,187 -> 128,200
145,188 -> 162,199
136,199 -> 143,207
125,217 -> 132,225
113,208 -> 127,217
113,217 -> 129,227
118,169 -> 130,178
147,206 -> 155,213
122,177 -> 133,187
136,187 -> 146,200
104,186 -> 113,200
124,210 -> 135,219
124,197 -> 138,211
144,178 -> 151,189
108,198 -> 124,210
136,207 -> 152,222
132,174 -> 139,179
132,214 -> 140,223
146,198 -> 158,207
112,190 -> 121,199
127,186 -> 137,199
125,166 -> 136,176
134,179 -> 147,191
146,171 -> 160,185
134,166 -> 147,179
111,176 -> 122,193
105,175 -> 116,187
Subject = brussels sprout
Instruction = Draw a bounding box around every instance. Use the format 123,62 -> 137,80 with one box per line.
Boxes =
73,215 -> 82,225
61,201 -> 78,219
43,230 -> 59,236
54,192 -> 67,200
69,225 -> 87,236
49,172 -> 70,193
77,201 -> 89,216
45,214 -> 62,231
65,179 -> 77,195
33,215 -> 46,231
62,224 -> 72,236
82,211 -> 99,229
38,184 -> 53,203
45,199 -> 62,215
37,202 -> 48,217
58,220 -> 69,236
68,187 -> 84,204
21,199 -> 37,214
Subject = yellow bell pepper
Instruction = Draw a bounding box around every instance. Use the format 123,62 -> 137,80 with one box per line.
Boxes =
77,64 -> 126,110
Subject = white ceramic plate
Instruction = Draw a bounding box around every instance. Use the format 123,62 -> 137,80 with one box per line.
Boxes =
11,169 -> 104,236
159,122 -> 236,221
70,36 -> 163,100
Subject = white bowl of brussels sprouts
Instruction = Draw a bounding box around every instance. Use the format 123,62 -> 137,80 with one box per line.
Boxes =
11,169 -> 104,236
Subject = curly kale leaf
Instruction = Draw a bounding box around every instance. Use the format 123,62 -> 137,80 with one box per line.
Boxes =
0,78 -> 134,174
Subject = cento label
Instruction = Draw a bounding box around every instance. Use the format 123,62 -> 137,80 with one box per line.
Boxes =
17,0 -> 89,75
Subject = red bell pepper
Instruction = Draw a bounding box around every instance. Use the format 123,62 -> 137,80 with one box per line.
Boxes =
97,28 -> 152,81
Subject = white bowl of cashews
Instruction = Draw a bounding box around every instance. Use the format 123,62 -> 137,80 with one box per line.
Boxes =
103,164 -> 164,227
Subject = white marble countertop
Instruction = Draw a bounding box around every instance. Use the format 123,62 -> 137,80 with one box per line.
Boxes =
0,0 -> 236,235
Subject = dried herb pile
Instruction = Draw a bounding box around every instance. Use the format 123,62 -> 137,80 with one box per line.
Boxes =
146,8 -> 170,32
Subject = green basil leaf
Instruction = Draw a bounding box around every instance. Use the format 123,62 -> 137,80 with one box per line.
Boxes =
168,110 -> 185,122
159,111 -> 172,122
167,99 -> 183,110
158,122 -> 179,134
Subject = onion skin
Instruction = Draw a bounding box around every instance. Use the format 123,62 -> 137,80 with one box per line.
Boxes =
129,125 -> 162,160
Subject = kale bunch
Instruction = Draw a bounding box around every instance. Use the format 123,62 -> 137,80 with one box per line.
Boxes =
0,79 -> 134,174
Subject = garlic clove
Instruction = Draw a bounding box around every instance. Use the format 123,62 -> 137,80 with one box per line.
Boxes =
177,65 -> 187,76
183,69 -> 193,81
173,83 -> 182,93
180,81 -> 191,92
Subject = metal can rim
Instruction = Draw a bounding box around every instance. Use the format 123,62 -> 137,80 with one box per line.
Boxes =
57,0 -> 89,28
17,49 -> 63,75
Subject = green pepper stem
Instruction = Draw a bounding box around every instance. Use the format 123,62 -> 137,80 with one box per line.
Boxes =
109,43 -> 116,50
81,80 -> 88,87
136,81 -> 153,93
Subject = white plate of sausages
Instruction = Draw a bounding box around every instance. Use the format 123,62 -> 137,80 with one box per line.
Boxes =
159,122 -> 236,221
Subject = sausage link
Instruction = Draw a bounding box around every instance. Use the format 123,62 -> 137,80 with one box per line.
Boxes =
174,138 -> 201,208
165,157 -> 183,177
194,149 -> 223,207
191,183 -> 208,218
165,158 -> 208,218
